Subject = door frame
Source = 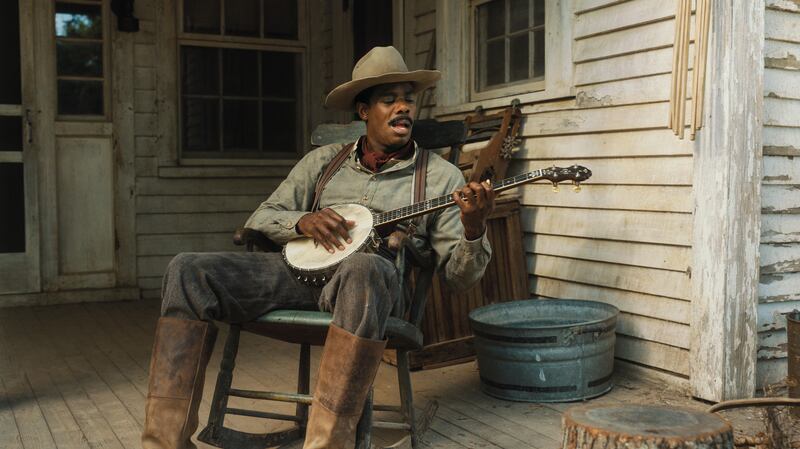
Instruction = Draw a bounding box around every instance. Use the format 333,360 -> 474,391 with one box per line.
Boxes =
0,0 -> 41,294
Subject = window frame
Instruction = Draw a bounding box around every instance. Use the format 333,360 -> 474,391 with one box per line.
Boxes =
52,0 -> 111,121
472,0 -> 546,98
434,0 -> 573,115
175,0 -> 308,161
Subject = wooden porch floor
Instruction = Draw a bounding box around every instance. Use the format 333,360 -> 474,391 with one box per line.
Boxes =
0,299 -> 765,449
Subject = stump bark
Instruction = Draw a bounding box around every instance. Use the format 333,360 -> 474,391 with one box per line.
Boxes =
561,404 -> 734,449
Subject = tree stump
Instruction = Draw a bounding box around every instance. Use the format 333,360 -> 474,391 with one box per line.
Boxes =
561,404 -> 734,449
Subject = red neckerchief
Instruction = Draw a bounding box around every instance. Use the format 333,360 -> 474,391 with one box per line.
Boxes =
359,137 -> 414,172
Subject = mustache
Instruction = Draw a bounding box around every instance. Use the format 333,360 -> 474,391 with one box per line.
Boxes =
388,116 -> 413,126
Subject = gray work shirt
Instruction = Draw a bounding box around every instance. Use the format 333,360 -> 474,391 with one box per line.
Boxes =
244,140 -> 492,291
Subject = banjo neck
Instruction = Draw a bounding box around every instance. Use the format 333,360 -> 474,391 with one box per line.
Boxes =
372,165 -> 592,228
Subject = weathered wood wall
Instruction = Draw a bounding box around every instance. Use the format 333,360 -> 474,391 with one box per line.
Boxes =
130,0 -> 334,299
430,0 -> 695,385
757,0 -> 800,387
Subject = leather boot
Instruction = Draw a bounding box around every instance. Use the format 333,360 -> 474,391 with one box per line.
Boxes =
303,324 -> 387,449
142,317 -> 218,449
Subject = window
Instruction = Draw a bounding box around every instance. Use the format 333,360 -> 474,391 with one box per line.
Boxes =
54,0 -> 108,117
434,0 -> 571,113
475,0 -> 545,92
179,0 -> 305,159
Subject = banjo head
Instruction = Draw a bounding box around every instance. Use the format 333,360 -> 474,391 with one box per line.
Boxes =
284,203 -> 375,272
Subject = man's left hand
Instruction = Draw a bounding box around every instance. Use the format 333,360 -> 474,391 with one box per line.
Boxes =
452,180 -> 496,240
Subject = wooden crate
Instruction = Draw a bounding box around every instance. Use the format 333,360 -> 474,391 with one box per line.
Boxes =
384,195 -> 530,370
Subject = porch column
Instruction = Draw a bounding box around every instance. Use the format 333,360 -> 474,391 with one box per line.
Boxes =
690,0 -> 764,401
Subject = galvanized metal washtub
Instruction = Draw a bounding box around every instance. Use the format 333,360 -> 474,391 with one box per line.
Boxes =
469,299 -> 618,402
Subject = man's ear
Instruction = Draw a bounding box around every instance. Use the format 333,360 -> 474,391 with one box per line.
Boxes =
355,102 -> 369,121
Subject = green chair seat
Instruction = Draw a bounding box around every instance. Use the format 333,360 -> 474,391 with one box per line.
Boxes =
242,310 -> 424,350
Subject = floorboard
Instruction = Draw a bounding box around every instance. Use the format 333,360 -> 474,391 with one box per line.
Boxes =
0,299 -> 772,449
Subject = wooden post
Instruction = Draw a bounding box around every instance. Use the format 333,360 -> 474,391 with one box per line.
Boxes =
690,0 -> 763,402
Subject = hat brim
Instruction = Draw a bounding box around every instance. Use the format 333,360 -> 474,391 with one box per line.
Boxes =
324,70 -> 441,110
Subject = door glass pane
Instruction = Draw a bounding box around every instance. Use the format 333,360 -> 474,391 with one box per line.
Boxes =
56,41 -> 103,77
264,0 -> 298,39
55,2 -> 102,38
58,80 -> 103,115
182,46 -> 219,95
185,0 -> 221,34
509,33 -> 529,82
262,51 -> 298,98
225,0 -> 259,37
262,100 -> 295,154
0,0 -> 22,105
223,100 -> 258,151
510,0 -> 529,32
0,117 -> 23,151
223,49 -> 258,96
0,163 -> 25,253
182,98 -> 220,152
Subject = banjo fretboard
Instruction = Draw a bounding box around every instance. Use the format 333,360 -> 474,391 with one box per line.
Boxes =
372,166 -> 589,227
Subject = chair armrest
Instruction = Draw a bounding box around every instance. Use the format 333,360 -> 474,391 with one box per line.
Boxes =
233,228 -> 282,253
400,236 -> 433,270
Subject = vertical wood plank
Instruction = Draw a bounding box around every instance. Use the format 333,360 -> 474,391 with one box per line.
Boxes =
689,0 -> 763,401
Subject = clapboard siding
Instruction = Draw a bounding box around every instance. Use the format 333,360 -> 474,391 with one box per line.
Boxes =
758,6 -> 800,385
430,0 -> 711,383
525,234 -> 690,272
531,277 -> 690,324
405,0 -> 437,117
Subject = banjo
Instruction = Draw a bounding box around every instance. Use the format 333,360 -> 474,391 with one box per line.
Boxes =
284,165 -> 592,286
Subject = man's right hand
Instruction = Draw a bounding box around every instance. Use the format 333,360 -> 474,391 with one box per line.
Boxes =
296,208 -> 356,253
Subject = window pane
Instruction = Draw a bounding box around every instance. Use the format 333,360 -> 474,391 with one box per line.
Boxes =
0,0 -> 22,105
55,2 -> 102,38
223,100 -> 258,151
510,0 -> 529,32
509,34 -> 529,82
182,46 -> 219,95
58,80 -> 103,115
0,163 -> 25,253
533,29 -> 545,78
264,0 -> 298,39
182,98 -> 220,152
486,39 -> 505,87
184,0 -> 221,34
533,0 -> 545,27
482,0 -> 505,39
262,101 -> 295,153
223,49 -> 258,96
225,0 -> 259,37
57,41 -> 103,77
262,51 -> 298,98
0,117 -> 23,151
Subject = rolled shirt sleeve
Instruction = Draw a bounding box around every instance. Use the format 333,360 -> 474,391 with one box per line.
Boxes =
426,167 -> 493,291
243,144 -> 343,244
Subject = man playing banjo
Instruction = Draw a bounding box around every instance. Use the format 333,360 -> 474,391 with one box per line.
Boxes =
142,46 -> 495,449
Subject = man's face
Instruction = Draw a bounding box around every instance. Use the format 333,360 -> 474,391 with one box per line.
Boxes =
357,83 -> 417,151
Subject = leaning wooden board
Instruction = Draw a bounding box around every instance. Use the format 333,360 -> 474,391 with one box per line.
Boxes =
384,195 -> 529,370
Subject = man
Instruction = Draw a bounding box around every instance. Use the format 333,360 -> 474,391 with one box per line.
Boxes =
142,46 -> 495,449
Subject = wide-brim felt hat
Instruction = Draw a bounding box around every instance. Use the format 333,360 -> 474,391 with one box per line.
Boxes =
325,46 -> 441,110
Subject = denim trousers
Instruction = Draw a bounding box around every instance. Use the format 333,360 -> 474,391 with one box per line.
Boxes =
160,251 -> 402,340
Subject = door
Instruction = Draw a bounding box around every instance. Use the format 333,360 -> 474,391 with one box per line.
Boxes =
0,0 -> 40,294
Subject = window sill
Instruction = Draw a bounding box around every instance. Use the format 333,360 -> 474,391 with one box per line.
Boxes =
433,85 -> 575,116
163,158 -> 299,178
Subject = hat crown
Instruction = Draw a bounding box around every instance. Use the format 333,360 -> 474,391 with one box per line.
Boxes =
352,46 -> 409,81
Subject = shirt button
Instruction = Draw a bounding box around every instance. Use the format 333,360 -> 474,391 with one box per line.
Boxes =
362,195 -> 368,201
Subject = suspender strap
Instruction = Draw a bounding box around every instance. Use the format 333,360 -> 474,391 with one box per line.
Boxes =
311,140 -> 428,215
413,148 -> 429,204
311,142 -> 355,212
